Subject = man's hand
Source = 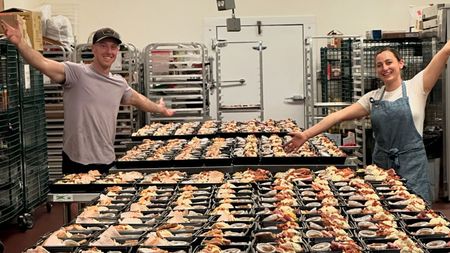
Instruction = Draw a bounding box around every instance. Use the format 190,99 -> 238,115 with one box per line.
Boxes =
284,132 -> 308,153
157,97 -> 175,116
0,19 -> 22,46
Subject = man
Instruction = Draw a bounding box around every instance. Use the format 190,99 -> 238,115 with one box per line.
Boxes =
1,21 -> 174,174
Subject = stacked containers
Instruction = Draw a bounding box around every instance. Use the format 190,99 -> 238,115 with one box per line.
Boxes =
17,54 -> 49,211
0,40 -> 23,224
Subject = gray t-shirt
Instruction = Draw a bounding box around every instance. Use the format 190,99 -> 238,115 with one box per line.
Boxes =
62,62 -> 132,164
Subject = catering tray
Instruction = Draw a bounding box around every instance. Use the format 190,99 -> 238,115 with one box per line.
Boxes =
116,157 -> 232,169
137,246 -> 191,253
49,182 -> 135,193
233,164 -> 356,174
259,155 -> 346,165
419,237 -> 450,252
77,246 -> 132,253
131,133 -> 210,141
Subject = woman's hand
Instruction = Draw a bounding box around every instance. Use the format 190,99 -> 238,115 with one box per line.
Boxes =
284,132 -> 309,153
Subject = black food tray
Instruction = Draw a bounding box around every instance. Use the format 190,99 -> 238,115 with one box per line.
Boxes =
131,133 -> 206,141
49,182 -> 134,193
116,157 -> 232,169
260,156 -> 346,165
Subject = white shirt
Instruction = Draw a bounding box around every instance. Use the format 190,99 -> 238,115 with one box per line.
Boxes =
357,71 -> 429,135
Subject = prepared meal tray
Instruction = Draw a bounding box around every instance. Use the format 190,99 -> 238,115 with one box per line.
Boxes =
210,207 -> 255,217
218,119 -> 300,135
253,241 -> 306,253
310,134 -> 347,158
306,238 -> 365,253
210,200 -> 256,214
403,222 -> 450,239
117,213 -> 165,227
154,223 -> 203,238
232,135 -> 261,165
51,170 -> 102,184
123,137 -> 346,166
131,121 -> 219,140
139,231 -> 194,249
193,243 -> 250,253
360,238 -> 406,252
198,226 -> 252,240
208,212 -> 256,224
117,138 -> 234,168
215,186 -> 254,200
102,186 -> 137,200
90,195 -> 135,210
362,235 -> 426,252
163,211 -> 211,225
136,246 -> 190,253
256,219 -> 303,232
131,121 -> 200,139
134,189 -> 177,206
49,172 -> 140,193
88,225 -> 141,248
258,134 -> 347,165
196,236 -> 252,252
395,210 -> 449,224
37,226 -> 99,250
178,170 -> 227,185
419,237 -> 450,252
138,170 -> 188,185
76,247 -> 132,253
228,168 -> 273,184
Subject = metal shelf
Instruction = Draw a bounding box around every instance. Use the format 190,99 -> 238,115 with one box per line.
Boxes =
143,43 -> 211,123
305,36 -> 366,166
43,45 -> 71,179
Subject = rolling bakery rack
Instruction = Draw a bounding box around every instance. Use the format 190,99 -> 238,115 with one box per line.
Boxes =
42,45 -> 72,179
142,42 -> 211,122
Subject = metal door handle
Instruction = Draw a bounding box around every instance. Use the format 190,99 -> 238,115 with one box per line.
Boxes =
284,95 -> 305,103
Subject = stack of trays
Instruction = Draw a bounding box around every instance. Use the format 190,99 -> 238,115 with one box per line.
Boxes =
38,165 -> 448,252
118,134 -> 346,168
118,137 -> 234,168
131,119 -> 300,141
49,171 -> 143,193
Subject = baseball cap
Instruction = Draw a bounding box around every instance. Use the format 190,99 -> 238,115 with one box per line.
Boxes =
92,27 -> 122,45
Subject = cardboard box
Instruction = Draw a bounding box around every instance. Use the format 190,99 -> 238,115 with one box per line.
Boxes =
0,8 -> 43,51
0,13 -> 32,48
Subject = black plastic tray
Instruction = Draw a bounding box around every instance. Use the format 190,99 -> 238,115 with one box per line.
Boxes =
49,182 -> 134,193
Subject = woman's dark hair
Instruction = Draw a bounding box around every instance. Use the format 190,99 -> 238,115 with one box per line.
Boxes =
375,47 -> 402,61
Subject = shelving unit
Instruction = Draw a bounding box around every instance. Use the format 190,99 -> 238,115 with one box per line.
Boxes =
143,43 -> 210,122
17,55 -> 49,221
74,43 -> 140,159
0,40 -> 48,229
305,35 -> 364,164
213,40 -> 265,121
42,45 -> 71,179
350,40 -> 365,165
0,40 -> 23,226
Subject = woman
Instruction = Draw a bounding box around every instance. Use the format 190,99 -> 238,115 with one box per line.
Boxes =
285,41 -> 450,203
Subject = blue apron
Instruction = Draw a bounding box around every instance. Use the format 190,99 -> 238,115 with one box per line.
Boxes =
370,82 -> 431,203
